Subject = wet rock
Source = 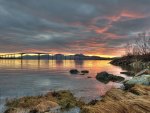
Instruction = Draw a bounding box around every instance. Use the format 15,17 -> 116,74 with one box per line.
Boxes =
124,75 -> 150,89
81,70 -> 89,74
70,69 -> 79,74
96,72 -> 125,84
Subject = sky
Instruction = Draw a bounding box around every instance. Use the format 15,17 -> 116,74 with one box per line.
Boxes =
0,0 -> 150,57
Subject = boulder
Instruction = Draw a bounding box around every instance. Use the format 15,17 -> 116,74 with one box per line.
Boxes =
96,72 -> 124,84
70,69 -> 79,74
81,70 -> 89,74
124,74 -> 150,89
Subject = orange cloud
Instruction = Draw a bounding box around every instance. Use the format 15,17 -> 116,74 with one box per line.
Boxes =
107,10 -> 146,22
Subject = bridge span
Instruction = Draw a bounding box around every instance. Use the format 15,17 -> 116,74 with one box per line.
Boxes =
0,52 -> 53,60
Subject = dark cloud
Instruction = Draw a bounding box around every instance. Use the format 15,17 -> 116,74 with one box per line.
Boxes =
0,0 -> 150,56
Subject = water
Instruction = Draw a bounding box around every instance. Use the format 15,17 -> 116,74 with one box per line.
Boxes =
0,60 -> 130,113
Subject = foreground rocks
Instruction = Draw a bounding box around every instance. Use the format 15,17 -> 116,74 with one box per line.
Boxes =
124,74 -> 150,89
70,69 -> 79,74
5,90 -> 84,113
70,69 -> 89,75
96,71 -> 125,84
81,84 -> 150,113
81,70 -> 89,74
4,80 -> 150,113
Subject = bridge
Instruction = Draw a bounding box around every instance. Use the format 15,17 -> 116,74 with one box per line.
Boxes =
0,52 -> 54,60
0,52 -> 83,60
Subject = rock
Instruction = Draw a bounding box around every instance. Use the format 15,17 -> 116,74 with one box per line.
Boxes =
135,69 -> 150,77
70,69 -> 79,74
96,72 -> 124,84
120,71 -> 134,76
96,72 -> 110,83
124,75 -> 150,89
110,75 -> 125,82
81,70 -> 89,74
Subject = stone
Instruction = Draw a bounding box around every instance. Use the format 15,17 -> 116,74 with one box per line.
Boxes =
81,70 -> 89,74
70,69 -> 79,74
96,72 -> 124,84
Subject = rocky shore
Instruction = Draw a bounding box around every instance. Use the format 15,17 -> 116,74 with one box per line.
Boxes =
4,70 -> 150,113
110,56 -> 150,70
4,90 -> 84,113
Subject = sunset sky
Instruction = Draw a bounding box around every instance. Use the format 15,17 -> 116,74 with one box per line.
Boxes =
0,0 -> 150,57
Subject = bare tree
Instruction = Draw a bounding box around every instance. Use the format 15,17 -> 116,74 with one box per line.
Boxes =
126,32 -> 150,56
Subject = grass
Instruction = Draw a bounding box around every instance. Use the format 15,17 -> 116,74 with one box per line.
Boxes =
81,84 -> 150,113
5,90 -> 85,113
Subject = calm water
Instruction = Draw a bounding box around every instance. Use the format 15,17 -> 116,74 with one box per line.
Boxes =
0,60 -> 130,112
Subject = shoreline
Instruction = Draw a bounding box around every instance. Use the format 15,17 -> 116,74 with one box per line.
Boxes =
4,83 -> 150,113
1,59 -> 150,113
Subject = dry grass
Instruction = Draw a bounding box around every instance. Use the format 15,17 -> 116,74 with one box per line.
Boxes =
6,93 -> 57,109
81,85 -> 150,113
5,90 -> 84,113
129,84 -> 150,95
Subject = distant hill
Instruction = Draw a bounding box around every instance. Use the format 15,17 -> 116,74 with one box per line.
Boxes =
21,54 -> 114,60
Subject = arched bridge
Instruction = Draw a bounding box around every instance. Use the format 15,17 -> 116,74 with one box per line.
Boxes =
0,52 -> 53,60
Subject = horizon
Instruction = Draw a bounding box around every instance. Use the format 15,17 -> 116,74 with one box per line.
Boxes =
0,0 -> 150,57
0,53 -> 115,58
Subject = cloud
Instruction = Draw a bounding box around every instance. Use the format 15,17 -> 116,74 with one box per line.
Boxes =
0,0 -> 150,56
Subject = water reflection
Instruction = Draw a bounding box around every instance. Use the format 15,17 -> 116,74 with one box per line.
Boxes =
0,60 -> 129,112
0,60 -> 128,77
